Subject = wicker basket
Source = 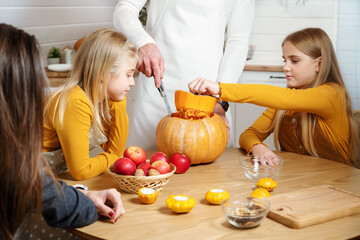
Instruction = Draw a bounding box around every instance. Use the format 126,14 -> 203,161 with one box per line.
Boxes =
110,163 -> 176,194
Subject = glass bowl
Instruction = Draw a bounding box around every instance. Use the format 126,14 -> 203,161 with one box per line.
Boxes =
221,197 -> 270,228
239,155 -> 283,181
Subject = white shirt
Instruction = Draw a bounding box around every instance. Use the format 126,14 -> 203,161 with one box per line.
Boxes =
114,0 -> 254,150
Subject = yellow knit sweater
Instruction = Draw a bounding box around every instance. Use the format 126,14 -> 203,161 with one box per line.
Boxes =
219,82 -> 350,162
43,85 -> 128,180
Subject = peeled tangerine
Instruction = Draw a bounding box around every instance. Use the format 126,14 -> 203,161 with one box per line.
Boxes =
255,177 -> 278,192
251,188 -> 271,198
138,187 -> 159,204
205,189 -> 230,205
166,195 -> 196,213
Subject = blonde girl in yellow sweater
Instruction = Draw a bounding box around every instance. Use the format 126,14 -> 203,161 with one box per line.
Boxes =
188,28 -> 358,166
43,28 -> 138,180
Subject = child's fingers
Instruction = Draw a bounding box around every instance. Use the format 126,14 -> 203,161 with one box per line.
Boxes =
193,79 -> 206,93
188,77 -> 203,93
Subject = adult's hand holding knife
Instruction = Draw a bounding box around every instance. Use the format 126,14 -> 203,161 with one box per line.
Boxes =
136,43 -> 171,115
137,43 -> 164,88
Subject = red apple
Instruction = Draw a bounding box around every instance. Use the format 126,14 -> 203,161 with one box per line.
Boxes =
138,162 -> 151,170
151,160 -> 171,174
170,153 -> 191,174
149,152 -> 169,164
113,157 -> 136,175
137,162 -> 152,176
123,146 -> 147,166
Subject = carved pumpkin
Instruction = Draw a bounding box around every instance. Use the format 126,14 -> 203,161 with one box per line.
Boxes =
156,91 -> 228,165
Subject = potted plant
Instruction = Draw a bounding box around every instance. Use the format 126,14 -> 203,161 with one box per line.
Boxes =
47,47 -> 60,65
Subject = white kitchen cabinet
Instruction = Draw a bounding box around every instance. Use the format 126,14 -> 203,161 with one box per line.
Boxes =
231,71 -> 286,150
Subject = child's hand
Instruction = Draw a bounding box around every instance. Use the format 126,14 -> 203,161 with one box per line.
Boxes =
80,188 -> 125,223
188,77 -> 221,96
251,144 -> 281,166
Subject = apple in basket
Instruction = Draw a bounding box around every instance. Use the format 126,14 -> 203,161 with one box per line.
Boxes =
136,162 -> 152,176
123,146 -> 147,166
149,152 -> 169,164
113,157 -> 136,175
151,161 -> 171,174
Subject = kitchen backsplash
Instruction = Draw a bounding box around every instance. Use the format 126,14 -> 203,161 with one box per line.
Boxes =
337,0 -> 359,109
0,0 -> 118,62
1,0 -> 358,108
0,0 -> 338,66
249,0 -> 338,65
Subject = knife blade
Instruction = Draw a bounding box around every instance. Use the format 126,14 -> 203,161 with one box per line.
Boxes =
157,82 -> 172,116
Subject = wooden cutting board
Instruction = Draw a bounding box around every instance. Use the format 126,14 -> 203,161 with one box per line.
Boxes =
267,185 -> 360,229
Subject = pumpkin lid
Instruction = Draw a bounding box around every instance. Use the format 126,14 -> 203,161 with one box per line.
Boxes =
175,90 -> 217,113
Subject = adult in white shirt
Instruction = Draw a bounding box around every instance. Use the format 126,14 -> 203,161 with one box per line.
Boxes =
114,0 -> 255,150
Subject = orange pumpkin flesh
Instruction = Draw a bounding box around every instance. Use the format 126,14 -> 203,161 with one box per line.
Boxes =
175,90 -> 217,115
156,91 -> 227,165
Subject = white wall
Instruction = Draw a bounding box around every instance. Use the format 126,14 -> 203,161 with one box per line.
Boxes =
250,0 -> 338,65
337,0 -> 360,110
0,0 -> 118,63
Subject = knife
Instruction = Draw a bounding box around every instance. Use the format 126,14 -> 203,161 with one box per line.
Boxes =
157,81 -> 172,116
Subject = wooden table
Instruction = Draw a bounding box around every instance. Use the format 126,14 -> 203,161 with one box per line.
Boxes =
60,148 -> 360,240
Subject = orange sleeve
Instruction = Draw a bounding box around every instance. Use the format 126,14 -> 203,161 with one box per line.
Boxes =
219,82 -> 341,119
53,89 -> 128,180
239,108 -> 276,153
101,97 -> 129,161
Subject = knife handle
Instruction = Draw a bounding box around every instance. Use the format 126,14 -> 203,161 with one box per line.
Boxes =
157,82 -> 166,97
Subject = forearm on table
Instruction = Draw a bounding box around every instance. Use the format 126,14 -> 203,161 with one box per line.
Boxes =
58,118 -> 114,180
62,142 -> 114,180
239,108 -> 275,153
240,129 -> 269,154
41,175 -> 98,228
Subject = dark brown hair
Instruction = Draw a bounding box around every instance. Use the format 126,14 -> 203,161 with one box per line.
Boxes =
0,23 -> 48,239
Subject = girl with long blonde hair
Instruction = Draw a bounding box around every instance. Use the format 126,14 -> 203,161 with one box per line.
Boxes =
43,28 -> 138,180
188,28 -> 359,166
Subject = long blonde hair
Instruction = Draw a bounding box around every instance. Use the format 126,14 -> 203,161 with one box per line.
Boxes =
270,28 -> 358,165
47,28 -> 137,137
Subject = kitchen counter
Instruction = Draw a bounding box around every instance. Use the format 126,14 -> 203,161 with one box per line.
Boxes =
46,64 -> 284,88
59,148 -> 360,240
244,64 -> 283,72
46,67 -> 70,87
